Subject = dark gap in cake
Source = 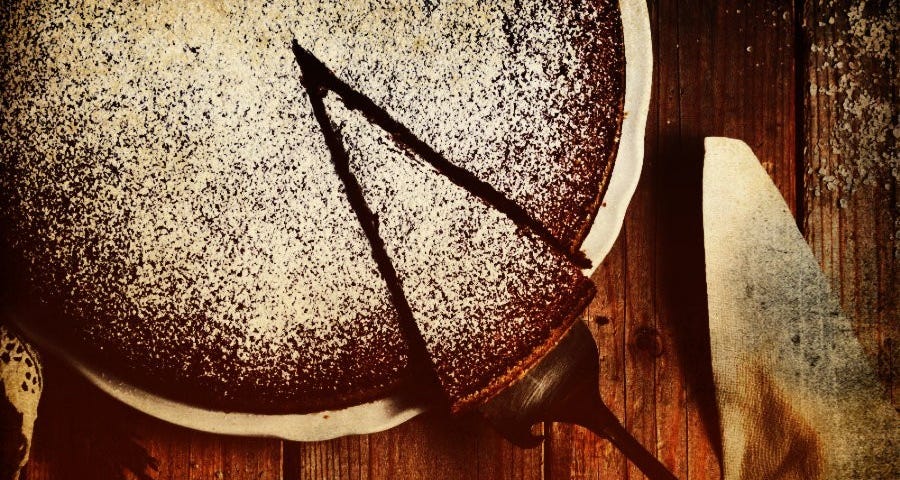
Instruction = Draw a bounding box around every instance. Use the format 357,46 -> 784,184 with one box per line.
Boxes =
292,40 -> 445,404
289,42 -> 591,270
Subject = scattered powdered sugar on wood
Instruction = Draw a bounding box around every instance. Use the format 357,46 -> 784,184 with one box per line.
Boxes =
805,0 -> 897,206
802,0 -> 898,404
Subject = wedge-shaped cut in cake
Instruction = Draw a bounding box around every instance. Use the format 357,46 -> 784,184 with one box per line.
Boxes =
324,95 -> 596,412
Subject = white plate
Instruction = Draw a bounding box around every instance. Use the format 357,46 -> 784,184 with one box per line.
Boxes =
581,0 -> 653,277
10,0 -> 652,441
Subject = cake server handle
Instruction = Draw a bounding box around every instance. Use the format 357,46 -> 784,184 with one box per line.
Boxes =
481,320 -> 679,480
547,378 -> 679,480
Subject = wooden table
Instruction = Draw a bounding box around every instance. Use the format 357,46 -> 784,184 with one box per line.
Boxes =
21,1 -> 896,478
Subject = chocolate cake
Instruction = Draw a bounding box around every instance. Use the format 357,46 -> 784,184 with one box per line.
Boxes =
0,0 -> 625,414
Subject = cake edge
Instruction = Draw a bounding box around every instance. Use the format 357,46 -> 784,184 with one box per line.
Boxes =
566,22 -> 627,256
447,276 -> 597,414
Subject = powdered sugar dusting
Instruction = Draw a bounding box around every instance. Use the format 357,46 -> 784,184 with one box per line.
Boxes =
0,0 -> 620,410
293,0 -> 622,243
330,95 -> 593,403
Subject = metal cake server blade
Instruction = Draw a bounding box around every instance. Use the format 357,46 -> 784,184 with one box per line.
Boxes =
480,320 -> 679,480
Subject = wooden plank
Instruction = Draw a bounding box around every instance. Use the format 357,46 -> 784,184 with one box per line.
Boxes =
22,359 -> 282,480
548,1 -> 796,478
622,155 -> 663,480
711,2 -> 799,209
688,2 -> 797,479
651,0 -> 691,475
180,432 -> 281,480
547,238 -> 628,479
291,412 -> 541,480
21,359 -> 161,480
800,0 -> 898,404
292,435 -> 369,480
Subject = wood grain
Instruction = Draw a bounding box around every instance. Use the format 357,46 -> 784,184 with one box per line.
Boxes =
21,359 -> 282,480
292,410 -> 542,479
800,0 -> 898,406
548,1 -> 795,478
649,0 -> 690,475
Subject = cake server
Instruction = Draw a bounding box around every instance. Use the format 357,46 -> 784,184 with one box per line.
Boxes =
479,319 -> 678,480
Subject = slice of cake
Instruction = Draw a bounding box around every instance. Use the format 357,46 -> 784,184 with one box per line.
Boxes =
319,89 -> 596,412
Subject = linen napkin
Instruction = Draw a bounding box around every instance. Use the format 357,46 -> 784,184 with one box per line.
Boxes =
703,137 -> 897,479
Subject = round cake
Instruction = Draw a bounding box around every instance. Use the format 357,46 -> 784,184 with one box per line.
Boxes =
0,0 -> 624,413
